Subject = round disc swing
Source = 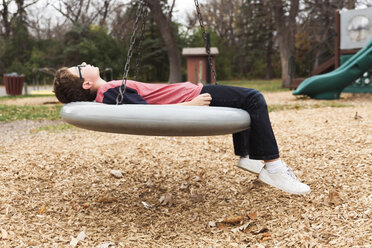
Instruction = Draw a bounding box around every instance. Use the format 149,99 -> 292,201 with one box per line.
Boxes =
61,0 -> 251,136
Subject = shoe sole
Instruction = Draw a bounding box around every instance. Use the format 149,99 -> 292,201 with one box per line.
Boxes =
258,170 -> 310,195
236,163 -> 264,174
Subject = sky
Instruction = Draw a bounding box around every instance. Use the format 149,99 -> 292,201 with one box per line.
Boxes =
7,0 -> 372,29
171,0 -> 200,24
7,0 -> 198,26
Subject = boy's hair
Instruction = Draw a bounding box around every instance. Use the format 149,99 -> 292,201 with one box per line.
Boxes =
53,67 -> 96,103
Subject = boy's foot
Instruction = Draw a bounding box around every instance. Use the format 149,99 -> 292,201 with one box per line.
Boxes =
258,163 -> 310,195
237,156 -> 264,174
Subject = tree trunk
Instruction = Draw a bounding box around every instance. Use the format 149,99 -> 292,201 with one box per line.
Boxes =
147,0 -> 182,83
265,5 -> 273,80
269,0 -> 299,88
1,0 -> 12,39
99,0 -> 110,26
265,34 -> 273,80
347,0 -> 356,9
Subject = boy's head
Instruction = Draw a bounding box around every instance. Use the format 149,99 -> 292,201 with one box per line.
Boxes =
53,63 -> 103,103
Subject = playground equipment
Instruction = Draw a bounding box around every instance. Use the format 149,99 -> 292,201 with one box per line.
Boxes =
293,7 -> 372,99
61,0 -> 251,136
61,103 -> 250,136
293,38 -> 372,99
31,68 -> 56,95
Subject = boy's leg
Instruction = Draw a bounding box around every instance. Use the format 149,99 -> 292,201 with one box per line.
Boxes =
201,85 -> 279,160
200,85 -> 310,195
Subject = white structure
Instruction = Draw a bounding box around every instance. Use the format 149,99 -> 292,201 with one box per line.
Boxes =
340,7 -> 372,49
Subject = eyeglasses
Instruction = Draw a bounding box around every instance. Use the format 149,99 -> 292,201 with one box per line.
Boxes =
77,65 -> 86,79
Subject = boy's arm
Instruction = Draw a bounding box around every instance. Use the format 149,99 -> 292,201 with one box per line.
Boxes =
177,93 -> 212,106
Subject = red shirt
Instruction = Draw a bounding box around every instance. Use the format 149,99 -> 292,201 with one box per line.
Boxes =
96,80 -> 203,104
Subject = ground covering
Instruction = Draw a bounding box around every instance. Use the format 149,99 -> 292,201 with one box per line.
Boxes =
0,92 -> 371,247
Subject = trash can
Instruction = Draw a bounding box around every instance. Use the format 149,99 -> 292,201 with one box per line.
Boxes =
3,73 -> 25,95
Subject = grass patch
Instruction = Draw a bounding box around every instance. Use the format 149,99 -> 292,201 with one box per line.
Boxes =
219,79 -> 289,92
268,102 -> 353,112
0,94 -> 54,101
30,123 -> 74,133
0,104 -> 62,122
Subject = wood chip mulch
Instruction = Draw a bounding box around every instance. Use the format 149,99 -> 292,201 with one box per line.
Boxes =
0,92 -> 371,247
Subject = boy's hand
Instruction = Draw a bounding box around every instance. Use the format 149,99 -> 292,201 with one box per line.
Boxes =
188,93 -> 212,106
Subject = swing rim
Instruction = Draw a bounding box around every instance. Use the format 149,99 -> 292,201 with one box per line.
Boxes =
61,102 -> 251,136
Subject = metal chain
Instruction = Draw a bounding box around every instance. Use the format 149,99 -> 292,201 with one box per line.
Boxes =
134,2 -> 148,80
116,0 -> 146,105
194,0 -> 217,84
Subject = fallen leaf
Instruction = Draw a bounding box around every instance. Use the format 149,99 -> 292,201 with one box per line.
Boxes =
70,231 -> 86,247
180,182 -> 188,190
190,192 -> 204,203
328,191 -> 342,205
217,223 -> 225,229
70,238 -> 79,247
260,232 -> 272,241
208,221 -> 216,228
159,193 -> 173,206
354,112 -> 362,120
221,216 -> 244,224
192,176 -> 202,182
39,205 -> 46,214
248,212 -> 257,220
145,180 -> 154,187
96,242 -> 115,248
98,197 -> 117,203
252,228 -> 269,235
141,201 -> 155,209
231,222 -> 250,233
1,228 -> 8,240
110,169 -> 123,178
77,231 -> 86,240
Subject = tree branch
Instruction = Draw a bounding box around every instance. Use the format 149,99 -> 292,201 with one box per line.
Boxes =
51,3 -> 75,23
168,0 -> 175,21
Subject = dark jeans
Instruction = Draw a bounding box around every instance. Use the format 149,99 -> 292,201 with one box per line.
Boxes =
201,85 -> 279,160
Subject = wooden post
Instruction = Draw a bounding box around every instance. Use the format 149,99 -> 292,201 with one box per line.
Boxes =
334,10 -> 341,68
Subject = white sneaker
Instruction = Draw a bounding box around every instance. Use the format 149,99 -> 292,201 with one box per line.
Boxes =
258,164 -> 310,195
237,156 -> 264,174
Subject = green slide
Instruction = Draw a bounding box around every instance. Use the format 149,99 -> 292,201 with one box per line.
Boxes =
293,39 -> 372,99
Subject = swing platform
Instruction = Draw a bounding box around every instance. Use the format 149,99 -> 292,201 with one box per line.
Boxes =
61,102 -> 251,136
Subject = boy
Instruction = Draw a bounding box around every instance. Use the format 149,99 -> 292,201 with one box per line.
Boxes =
53,62 -> 310,195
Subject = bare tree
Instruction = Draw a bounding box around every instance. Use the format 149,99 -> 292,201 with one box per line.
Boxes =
110,2 -> 135,41
197,0 -> 243,46
147,0 -> 182,83
52,0 -> 113,25
184,11 -> 198,33
266,0 -> 299,88
0,0 -> 13,39
0,0 -> 39,39
347,0 -> 356,8
98,0 -> 111,26
27,1 -> 70,40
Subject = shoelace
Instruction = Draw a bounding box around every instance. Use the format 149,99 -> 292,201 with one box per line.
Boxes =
286,167 -> 298,181
281,162 -> 298,181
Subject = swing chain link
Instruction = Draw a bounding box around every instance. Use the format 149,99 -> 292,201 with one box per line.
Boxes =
194,0 -> 217,84
116,0 -> 146,105
134,1 -> 148,80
